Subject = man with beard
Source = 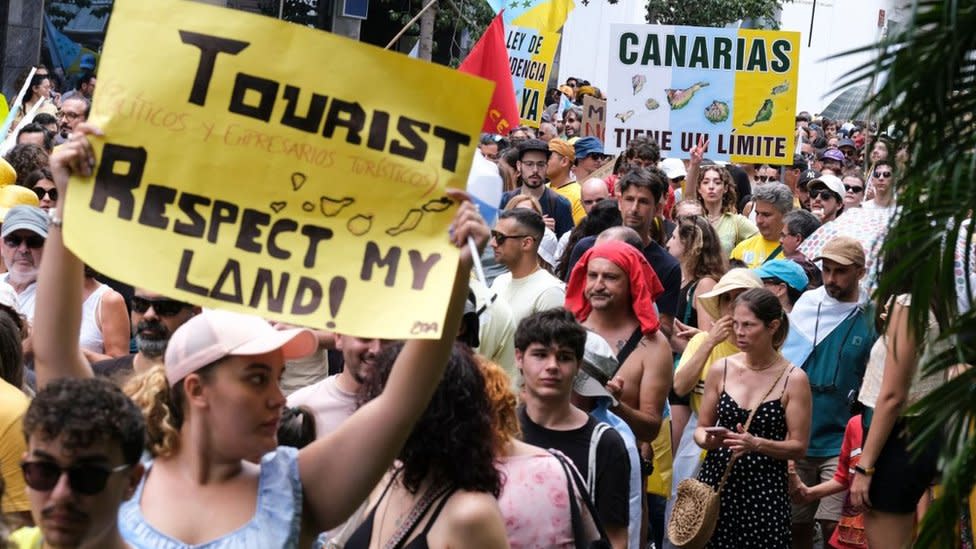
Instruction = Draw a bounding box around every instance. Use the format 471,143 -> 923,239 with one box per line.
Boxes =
499,139 -> 574,238
1,206 -> 49,323
10,378 -> 144,549
781,237 -> 877,549
92,290 -> 199,384
287,335 -> 388,438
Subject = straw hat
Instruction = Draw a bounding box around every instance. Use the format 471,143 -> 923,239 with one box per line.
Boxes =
697,268 -> 763,320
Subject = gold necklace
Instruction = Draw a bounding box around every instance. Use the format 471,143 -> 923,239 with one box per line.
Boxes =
745,354 -> 780,372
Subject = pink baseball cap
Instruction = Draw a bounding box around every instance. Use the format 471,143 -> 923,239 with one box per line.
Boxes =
164,309 -> 318,386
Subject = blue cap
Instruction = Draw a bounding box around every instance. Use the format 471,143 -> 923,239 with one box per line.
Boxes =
574,136 -> 605,159
754,259 -> 809,292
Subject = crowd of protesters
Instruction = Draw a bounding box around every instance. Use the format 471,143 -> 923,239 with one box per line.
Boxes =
0,59 -> 969,549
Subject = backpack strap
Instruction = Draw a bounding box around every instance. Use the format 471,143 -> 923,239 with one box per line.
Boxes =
587,422 -> 611,500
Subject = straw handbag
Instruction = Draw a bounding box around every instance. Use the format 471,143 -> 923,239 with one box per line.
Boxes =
667,364 -> 788,549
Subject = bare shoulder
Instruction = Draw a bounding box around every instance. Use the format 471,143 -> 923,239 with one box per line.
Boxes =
436,490 -> 508,544
785,365 -> 810,388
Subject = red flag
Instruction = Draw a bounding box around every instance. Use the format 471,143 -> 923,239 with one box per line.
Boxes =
458,13 -> 519,136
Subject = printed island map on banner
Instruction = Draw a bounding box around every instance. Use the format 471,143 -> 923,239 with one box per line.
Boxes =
63,0 -> 492,339
606,24 -> 800,164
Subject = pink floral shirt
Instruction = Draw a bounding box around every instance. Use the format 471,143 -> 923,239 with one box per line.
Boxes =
497,452 -> 577,548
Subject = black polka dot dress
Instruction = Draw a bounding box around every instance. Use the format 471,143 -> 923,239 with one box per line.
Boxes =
697,385 -> 791,548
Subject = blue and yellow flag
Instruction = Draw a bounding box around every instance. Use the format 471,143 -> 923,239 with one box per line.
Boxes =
487,0 -> 574,33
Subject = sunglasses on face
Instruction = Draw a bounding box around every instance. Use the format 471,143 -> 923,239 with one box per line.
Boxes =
756,175 -> 776,182
131,296 -> 192,316
844,185 -> 864,193
32,187 -> 57,201
21,461 -> 130,495
490,230 -> 533,245
873,171 -> 892,178
810,190 -> 838,201
3,234 -> 44,249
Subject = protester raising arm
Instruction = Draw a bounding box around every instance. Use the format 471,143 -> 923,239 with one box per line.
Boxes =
32,124 -> 102,388
299,196 -> 488,532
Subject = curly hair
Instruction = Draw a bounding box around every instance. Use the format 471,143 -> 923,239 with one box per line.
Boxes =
476,357 -> 520,450
357,342 -> 501,497
23,167 -> 53,189
696,164 -> 738,214
3,144 -> 49,187
674,216 -> 727,282
124,363 -> 217,458
25,378 -> 146,465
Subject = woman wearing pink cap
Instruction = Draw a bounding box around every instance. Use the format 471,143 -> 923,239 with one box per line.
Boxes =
34,124 -> 493,548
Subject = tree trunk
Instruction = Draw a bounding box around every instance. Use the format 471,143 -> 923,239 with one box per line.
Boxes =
418,0 -> 438,61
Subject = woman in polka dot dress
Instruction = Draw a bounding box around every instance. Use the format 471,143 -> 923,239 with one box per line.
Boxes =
693,288 -> 812,548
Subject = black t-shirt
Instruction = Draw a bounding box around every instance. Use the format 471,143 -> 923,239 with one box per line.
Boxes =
567,235 -> 682,317
518,406 -> 631,529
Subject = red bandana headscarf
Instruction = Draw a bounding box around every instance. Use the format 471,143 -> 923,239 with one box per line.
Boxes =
565,240 -> 665,336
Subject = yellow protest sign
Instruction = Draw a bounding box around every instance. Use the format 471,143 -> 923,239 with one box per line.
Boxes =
63,0 -> 492,339
506,25 -> 559,127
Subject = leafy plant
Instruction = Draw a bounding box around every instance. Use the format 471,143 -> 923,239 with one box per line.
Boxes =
837,0 -> 976,546
645,0 -> 791,29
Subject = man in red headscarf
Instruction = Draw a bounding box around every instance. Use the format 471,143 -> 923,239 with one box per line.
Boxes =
565,239 -> 673,445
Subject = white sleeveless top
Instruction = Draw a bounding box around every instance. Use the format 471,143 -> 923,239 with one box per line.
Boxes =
79,283 -> 111,353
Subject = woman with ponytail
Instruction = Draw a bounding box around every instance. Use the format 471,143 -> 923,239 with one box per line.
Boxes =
690,288 -> 812,548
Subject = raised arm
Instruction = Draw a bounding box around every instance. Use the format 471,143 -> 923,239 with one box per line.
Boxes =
33,125 -> 102,388
673,318 -> 731,397
299,192 -> 489,530
683,136 -> 708,202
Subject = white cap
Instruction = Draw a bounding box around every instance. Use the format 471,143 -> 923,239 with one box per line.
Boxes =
660,158 -> 687,180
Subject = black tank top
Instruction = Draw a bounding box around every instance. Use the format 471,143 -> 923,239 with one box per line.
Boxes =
345,477 -> 456,549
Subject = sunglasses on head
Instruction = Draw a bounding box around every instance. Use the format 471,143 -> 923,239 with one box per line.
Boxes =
490,230 -> 533,245
21,461 -> 130,495
873,171 -> 892,178
810,190 -> 838,201
3,234 -> 44,249
844,184 -> 864,193
131,296 -> 191,316
32,187 -> 58,201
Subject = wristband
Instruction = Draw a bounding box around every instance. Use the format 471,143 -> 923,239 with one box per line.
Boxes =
48,210 -> 64,228
854,464 -> 875,476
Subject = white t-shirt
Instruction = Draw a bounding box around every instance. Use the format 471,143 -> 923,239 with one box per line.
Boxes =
0,274 -> 36,322
490,268 -> 566,326
287,375 -> 357,438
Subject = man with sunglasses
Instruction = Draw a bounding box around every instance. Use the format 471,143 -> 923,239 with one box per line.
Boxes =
781,237 -> 877,549
862,159 -> 896,213
841,172 -> 866,209
54,97 -> 90,146
92,290 -> 199,384
489,209 -> 565,327
1,206 -> 48,323
11,377 -> 144,549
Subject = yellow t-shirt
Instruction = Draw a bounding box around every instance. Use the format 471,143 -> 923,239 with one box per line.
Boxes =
730,233 -> 782,269
675,333 -> 740,413
0,380 -> 29,514
646,417 -> 673,496
9,526 -> 41,549
712,213 -> 758,254
549,181 -> 585,225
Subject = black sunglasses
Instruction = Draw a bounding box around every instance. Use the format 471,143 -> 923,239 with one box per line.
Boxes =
844,185 -> 864,193
490,230 -> 533,245
3,234 -> 44,249
32,187 -> 58,201
873,171 -> 892,178
810,190 -> 838,201
131,296 -> 192,316
756,175 -> 776,183
21,461 -> 130,495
